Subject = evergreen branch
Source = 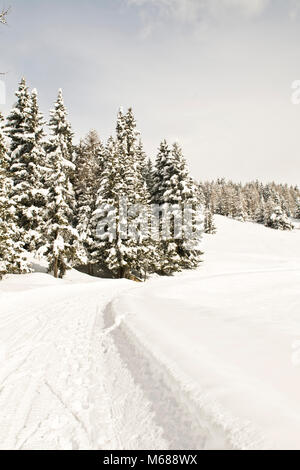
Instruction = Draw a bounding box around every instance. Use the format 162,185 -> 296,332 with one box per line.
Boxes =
0,6 -> 10,24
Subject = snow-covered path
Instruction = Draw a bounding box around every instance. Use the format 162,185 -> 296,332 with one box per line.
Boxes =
0,278 -> 167,450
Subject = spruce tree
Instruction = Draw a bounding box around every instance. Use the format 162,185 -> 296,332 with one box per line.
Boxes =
0,113 -> 28,278
44,90 -> 82,278
204,208 -> 217,234
74,130 -> 104,272
17,88 -> 48,249
296,199 -> 300,219
91,137 -> 125,277
5,80 -> 48,250
92,108 -> 155,278
264,201 -> 294,231
152,141 -> 203,274
5,77 -> 30,161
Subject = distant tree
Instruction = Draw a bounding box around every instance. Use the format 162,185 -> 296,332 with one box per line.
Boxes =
204,208 -> 216,234
0,7 -> 9,25
200,179 -> 299,231
295,199 -> 300,219
264,200 -> 294,231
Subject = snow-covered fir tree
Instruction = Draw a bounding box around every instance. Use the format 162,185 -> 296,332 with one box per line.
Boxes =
204,208 -> 217,234
92,108 -> 155,278
0,113 -> 29,278
44,90 -> 83,278
264,200 -> 294,231
91,136 -> 125,277
74,130 -> 104,273
152,141 -> 203,274
5,80 -> 49,250
296,199 -> 300,219
5,77 -> 30,161
144,157 -> 154,194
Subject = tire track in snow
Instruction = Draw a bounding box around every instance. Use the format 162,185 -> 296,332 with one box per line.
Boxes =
0,280 -> 167,450
104,300 -> 210,450
105,297 -> 266,450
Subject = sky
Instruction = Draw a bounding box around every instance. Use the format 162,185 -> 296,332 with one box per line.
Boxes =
0,0 -> 300,184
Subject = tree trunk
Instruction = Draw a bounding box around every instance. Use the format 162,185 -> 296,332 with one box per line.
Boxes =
119,266 -> 128,279
53,257 -> 58,278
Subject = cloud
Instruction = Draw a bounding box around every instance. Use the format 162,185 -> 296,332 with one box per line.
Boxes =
289,0 -> 300,19
125,0 -> 272,37
127,0 -> 271,24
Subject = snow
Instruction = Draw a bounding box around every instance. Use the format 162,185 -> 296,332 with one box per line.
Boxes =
113,216 -> 300,449
0,215 -> 300,449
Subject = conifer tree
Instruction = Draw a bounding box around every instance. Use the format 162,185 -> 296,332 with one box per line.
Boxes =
92,109 -> 155,278
74,130 -> 104,272
204,208 -> 217,234
296,199 -> 300,219
5,81 -> 48,250
0,113 -> 28,278
17,88 -> 48,249
44,90 -> 82,278
91,137 -> 125,277
5,78 -> 30,162
153,141 -> 203,274
144,157 -> 154,194
264,200 -> 294,231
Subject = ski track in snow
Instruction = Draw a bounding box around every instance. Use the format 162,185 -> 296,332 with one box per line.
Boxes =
0,281 -> 166,450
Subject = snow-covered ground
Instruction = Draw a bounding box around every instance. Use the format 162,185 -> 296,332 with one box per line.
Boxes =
0,216 -> 300,449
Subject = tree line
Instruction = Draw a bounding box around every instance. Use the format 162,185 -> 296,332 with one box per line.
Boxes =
199,179 -> 299,232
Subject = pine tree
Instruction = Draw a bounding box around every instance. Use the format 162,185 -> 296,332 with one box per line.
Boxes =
0,113 -> 29,278
264,200 -> 294,231
295,198 -> 300,219
74,130 -> 104,272
152,141 -> 203,274
152,140 -> 172,204
91,137 -> 125,277
5,80 -> 48,250
44,90 -> 82,278
5,78 -> 30,161
119,108 -> 156,276
92,108 -> 155,278
204,208 -> 217,234
144,157 -> 154,194
17,88 -> 48,249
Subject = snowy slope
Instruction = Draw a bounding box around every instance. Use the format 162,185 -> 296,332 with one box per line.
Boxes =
112,216 -> 300,450
0,216 -> 299,449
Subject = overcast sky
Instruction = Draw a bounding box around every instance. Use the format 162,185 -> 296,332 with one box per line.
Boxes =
1,0 -> 300,184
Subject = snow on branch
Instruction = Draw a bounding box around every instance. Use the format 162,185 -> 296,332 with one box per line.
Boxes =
0,7 -> 10,24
